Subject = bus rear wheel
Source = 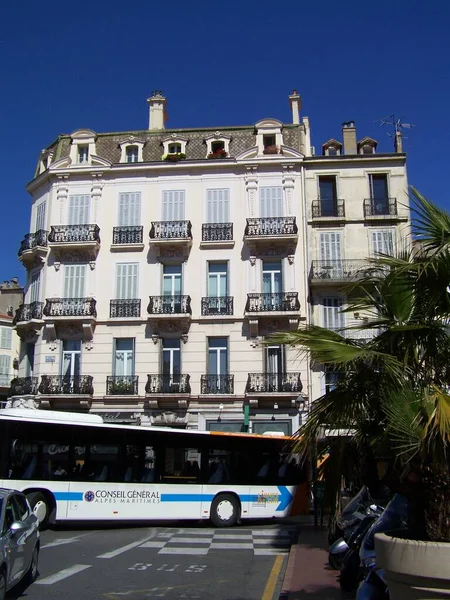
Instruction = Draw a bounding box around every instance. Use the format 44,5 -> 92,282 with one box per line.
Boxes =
27,492 -> 50,528
210,494 -> 239,527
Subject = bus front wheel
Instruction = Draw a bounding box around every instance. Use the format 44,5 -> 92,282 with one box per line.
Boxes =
210,494 -> 240,527
27,492 -> 50,528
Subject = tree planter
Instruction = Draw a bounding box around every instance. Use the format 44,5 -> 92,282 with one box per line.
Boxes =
375,533 -> 450,600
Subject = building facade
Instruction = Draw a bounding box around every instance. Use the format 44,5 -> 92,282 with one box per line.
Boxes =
0,279 -> 23,403
12,92 -> 410,432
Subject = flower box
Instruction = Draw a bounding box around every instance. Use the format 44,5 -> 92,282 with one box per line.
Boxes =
263,145 -> 280,155
208,149 -> 228,159
162,153 -> 186,162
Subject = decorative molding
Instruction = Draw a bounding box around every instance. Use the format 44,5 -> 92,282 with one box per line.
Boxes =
89,260 -> 96,270
84,341 -> 94,351
249,337 -> 260,348
157,245 -> 187,259
282,163 -> 296,214
245,165 -> 258,217
248,318 -> 259,338
151,334 -> 159,344
54,261 -> 61,271
181,333 -> 188,344
249,255 -> 256,266
288,254 -> 295,265
48,341 -> 58,351
56,174 -> 69,222
54,250 -> 97,263
90,173 -> 104,221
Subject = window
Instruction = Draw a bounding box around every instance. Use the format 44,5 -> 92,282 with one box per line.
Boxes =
0,327 -> 12,350
62,341 -> 81,379
168,143 -> 181,154
78,145 -> 89,164
162,190 -> 185,221
252,421 -> 291,436
35,201 -> 46,232
126,146 -> 139,163
208,262 -> 228,297
319,231 -> 343,277
263,135 -> 276,149
29,271 -> 41,304
322,297 -> 345,331
114,339 -> 134,376
163,265 -> 182,312
318,176 -> 338,216
263,260 -> 282,294
328,147 -> 338,156
265,344 -> 285,389
162,137 -> 188,157
163,447 -> 201,483
260,187 -> 283,218
208,338 -> 228,376
372,230 -> 394,256
0,355 -> 11,387
118,193 -> 141,226
362,145 -> 374,155
204,134 -> 231,157
369,174 -> 388,200
207,189 -> 229,223
68,195 -> 90,225
211,141 -> 224,153
63,264 -> 86,298
325,370 -> 341,394
116,263 -> 138,299
25,344 -> 35,377
162,339 -> 181,383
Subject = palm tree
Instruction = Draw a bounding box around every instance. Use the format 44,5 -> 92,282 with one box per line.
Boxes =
269,188 -> 450,542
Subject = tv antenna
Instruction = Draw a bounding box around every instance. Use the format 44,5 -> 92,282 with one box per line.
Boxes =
376,115 -> 415,152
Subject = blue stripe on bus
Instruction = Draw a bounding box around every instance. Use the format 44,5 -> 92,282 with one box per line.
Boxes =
53,492 -> 84,501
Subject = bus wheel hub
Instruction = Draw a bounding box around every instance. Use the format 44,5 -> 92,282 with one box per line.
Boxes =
217,500 -> 234,520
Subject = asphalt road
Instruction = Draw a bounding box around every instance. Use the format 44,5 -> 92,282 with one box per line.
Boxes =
8,520 -> 297,600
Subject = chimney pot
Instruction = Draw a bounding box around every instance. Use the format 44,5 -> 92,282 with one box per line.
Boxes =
147,91 -> 167,130
288,90 -> 301,125
342,120 -> 357,154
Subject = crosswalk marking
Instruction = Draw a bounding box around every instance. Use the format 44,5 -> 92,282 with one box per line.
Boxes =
35,564 -> 91,585
213,533 -> 253,540
210,542 -> 254,550
159,547 -> 209,555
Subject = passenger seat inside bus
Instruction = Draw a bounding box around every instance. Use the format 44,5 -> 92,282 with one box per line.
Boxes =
23,456 -> 37,479
95,466 -> 108,481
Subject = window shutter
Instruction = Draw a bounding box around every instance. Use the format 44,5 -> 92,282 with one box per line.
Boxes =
0,328 -> 12,350
322,298 -> 344,330
30,272 -> 40,304
0,355 -> 11,376
163,191 -> 185,221
372,230 -> 394,256
260,187 -> 282,218
207,189 -> 229,223
119,193 -> 141,226
319,232 -> 342,262
69,196 -> 90,225
35,202 -> 46,231
116,264 -> 138,299
64,265 -> 86,298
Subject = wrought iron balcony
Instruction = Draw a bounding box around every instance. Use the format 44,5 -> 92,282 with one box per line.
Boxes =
8,376 -> 38,396
147,295 -> 191,315
13,302 -> 44,325
245,292 -> 300,313
38,375 -> 94,395
112,226 -> 143,245
312,199 -> 345,218
202,223 -> 233,242
200,374 -> 234,395
363,198 -> 397,218
110,299 -> 141,318
48,224 -> 101,244
106,375 -> 139,396
310,260 -> 385,281
244,217 -> 297,237
145,374 -> 191,394
18,230 -> 48,257
43,298 -> 97,318
246,372 -> 303,394
201,296 -> 233,316
149,220 -> 192,240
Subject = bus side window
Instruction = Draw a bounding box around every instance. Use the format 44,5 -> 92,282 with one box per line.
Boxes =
163,448 -> 201,483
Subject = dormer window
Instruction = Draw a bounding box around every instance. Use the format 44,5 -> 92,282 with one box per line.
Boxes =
168,143 -> 182,154
328,147 -> 338,156
126,146 -> 139,163
255,119 -> 283,156
211,141 -> 224,153
78,145 -> 89,164
204,133 -> 231,159
362,144 -> 374,155
69,129 -> 97,166
358,137 -> 377,155
263,135 -> 276,149
322,139 -> 342,156
162,135 -> 188,161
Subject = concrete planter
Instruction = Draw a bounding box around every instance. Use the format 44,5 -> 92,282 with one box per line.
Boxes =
375,532 -> 450,599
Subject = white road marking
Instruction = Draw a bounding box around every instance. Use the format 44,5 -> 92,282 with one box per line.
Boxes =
169,537 -> 212,544
42,533 -> 94,549
253,538 -> 289,545
252,530 -> 291,537
139,541 -> 167,548
213,533 -> 253,540
209,542 -> 253,549
177,528 -> 211,534
97,529 -> 157,559
35,564 -> 91,585
156,533 -> 173,538
159,547 -> 209,555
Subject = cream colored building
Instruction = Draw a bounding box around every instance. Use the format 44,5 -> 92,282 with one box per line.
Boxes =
0,279 -> 23,403
12,92 -> 410,432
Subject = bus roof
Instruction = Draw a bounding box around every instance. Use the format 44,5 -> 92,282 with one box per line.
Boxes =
0,408 -> 292,441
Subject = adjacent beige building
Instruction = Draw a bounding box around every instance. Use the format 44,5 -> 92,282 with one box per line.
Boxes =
11,91 -> 410,432
0,279 -> 23,403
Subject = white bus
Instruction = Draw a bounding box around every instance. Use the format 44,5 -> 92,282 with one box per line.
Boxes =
0,408 -> 308,527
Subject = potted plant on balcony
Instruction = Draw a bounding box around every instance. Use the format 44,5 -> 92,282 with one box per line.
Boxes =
207,148 -> 228,159
109,379 -> 134,395
267,187 -> 450,599
162,152 -> 186,162
263,145 -> 280,155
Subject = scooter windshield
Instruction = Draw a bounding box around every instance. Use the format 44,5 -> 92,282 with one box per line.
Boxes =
341,486 -> 370,517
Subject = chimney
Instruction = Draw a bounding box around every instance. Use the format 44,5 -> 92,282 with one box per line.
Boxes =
288,90 -> 301,125
147,90 -> 167,130
394,130 -> 403,153
342,121 -> 357,155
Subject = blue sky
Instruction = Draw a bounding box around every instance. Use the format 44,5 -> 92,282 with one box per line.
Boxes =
2,0 -> 449,284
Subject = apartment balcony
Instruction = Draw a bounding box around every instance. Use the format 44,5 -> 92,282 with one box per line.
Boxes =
311,199 -> 345,221
48,224 -> 101,260
13,302 -> 44,342
145,374 -> 191,409
111,226 -> 144,251
200,374 -> 234,395
8,376 -> 38,397
200,223 -> 234,248
43,297 -> 97,341
106,375 -> 139,396
38,375 -> 93,409
244,292 -> 300,337
109,299 -> 141,319
245,372 -> 303,406
244,217 -> 298,255
18,230 -> 48,267
363,198 -> 400,220
147,295 -> 191,335
201,296 -> 234,317
310,260 -> 385,285
149,220 -> 192,258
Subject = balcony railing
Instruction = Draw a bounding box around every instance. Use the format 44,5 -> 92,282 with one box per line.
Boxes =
149,220 -> 192,240
363,198 -> 397,217
202,223 -> 233,242
245,292 -> 300,313
246,372 -> 303,394
310,260 -> 385,281
244,217 -> 297,237
38,375 -> 94,395
48,224 -> 101,243
145,374 -> 191,394
147,295 -> 191,315
13,301 -> 44,324
8,376 -> 38,396
106,375 -> 139,395
18,230 -> 48,257
112,226 -> 143,245
43,298 -> 97,318
110,299 -> 141,318
201,296 -> 233,316
200,374 -> 234,395
0,374 -> 12,388
312,199 -> 345,218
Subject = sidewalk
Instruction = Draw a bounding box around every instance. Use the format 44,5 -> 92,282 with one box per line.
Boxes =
280,522 -> 345,600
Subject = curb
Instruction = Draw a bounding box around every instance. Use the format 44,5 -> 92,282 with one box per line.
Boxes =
279,543 -> 300,599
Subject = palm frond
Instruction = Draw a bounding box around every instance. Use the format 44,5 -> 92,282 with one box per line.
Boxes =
410,186 -> 450,251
